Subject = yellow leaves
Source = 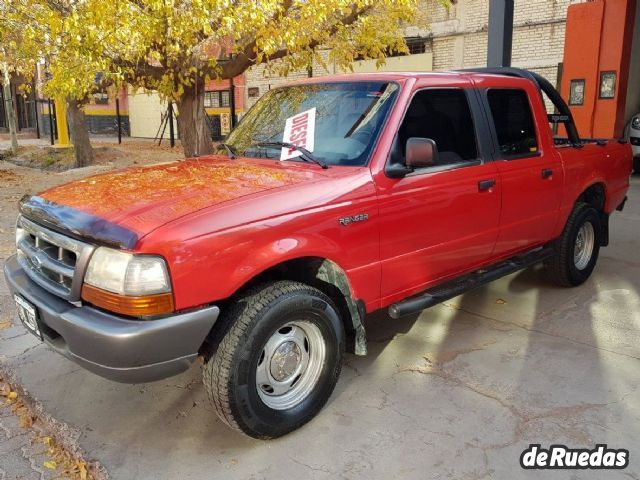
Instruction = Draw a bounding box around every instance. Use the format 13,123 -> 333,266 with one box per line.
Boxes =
36,435 -> 93,479
6,0 -> 418,102
78,461 -> 89,480
0,382 -> 18,403
16,405 -> 35,428
0,378 -> 35,428
2,386 -> 36,428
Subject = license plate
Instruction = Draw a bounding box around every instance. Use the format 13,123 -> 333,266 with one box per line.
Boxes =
14,294 -> 43,340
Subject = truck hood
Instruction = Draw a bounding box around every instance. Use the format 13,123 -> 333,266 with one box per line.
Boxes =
20,156 -> 326,249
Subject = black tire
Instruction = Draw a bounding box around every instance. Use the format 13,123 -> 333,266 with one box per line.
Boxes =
545,202 -> 601,287
203,281 -> 344,439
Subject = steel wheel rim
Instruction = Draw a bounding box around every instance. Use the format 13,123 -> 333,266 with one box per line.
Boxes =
256,320 -> 326,410
574,221 -> 595,270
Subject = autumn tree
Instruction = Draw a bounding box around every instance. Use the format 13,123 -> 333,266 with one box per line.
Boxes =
2,0 -> 122,166
103,0 -> 419,157
6,0 -> 424,160
25,0 -> 116,166
0,3 -> 36,155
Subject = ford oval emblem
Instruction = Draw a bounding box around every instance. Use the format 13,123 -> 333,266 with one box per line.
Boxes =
32,252 -> 46,270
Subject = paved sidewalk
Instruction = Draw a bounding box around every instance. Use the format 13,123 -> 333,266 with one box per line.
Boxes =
0,135 -> 176,152
0,402 -> 55,480
0,138 -> 50,151
0,165 -> 638,479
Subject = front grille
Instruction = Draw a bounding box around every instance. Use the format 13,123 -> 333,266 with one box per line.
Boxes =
16,216 -> 95,302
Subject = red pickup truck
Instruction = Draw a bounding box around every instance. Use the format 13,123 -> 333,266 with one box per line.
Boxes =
4,68 -> 631,439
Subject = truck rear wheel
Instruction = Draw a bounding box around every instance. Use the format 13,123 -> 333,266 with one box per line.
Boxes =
545,202 -> 601,287
203,281 -> 344,439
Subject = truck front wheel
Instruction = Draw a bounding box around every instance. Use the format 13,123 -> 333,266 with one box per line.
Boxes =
203,281 -> 344,439
545,202 -> 601,287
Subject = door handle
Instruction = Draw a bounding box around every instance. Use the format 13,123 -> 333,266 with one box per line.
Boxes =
541,168 -> 553,179
478,179 -> 496,191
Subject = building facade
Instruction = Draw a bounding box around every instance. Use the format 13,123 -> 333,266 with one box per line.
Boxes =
0,73 -> 38,136
243,0 -> 588,112
560,0 -> 639,137
21,0 -> 640,143
124,76 -> 244,140
40,85 -> 130,138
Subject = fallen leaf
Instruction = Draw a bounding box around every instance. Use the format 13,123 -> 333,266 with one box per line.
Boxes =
43,460 -> 57,470
15,404 -> 35,428
0,382 -> 10,396
78,461 -> 88,480
0,319 -> 11,330
7,391 -> 17,400
495,298 -> 506,305
19,414 -> 34,428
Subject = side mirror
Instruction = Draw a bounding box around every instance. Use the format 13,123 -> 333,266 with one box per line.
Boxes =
406,137 -> 437,168
386,162 -> 413,178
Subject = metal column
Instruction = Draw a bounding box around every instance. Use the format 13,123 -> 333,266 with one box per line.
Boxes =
229,77 -> 237,128
487,0 -> 514,67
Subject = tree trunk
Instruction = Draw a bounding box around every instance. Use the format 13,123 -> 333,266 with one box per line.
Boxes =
176,87 -> 213,158
2,64 -> 19,155
66,98 -> 94,168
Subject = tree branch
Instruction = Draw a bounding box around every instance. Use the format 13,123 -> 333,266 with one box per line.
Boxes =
217,4 -> 371,79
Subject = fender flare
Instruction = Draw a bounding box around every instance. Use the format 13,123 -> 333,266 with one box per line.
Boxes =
315,259 -> 367,356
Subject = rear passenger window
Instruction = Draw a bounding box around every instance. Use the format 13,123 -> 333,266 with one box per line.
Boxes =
397,89 -> 478,166
487,89 -> 539,158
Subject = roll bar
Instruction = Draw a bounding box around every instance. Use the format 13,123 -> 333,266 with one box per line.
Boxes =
459,67 -> 581,146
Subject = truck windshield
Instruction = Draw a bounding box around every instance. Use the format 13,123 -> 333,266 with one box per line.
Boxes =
222,81 -> 399,166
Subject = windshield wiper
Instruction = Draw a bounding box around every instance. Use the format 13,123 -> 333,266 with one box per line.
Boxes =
219,143 -> 237,159
255,141 -> 328,169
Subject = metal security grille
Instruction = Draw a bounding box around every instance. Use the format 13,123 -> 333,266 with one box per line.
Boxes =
16,216 -> 95,302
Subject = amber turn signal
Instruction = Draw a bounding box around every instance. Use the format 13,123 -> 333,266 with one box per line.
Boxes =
81,284 -> 174,317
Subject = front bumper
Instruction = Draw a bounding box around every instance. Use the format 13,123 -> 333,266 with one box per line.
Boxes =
630,138 -> 640,167
3,255 -> 219,383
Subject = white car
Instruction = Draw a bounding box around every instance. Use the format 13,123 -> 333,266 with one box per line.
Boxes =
625,113 -> 640,173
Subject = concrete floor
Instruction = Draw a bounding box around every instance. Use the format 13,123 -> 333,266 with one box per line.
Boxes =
1,176 -> 638,479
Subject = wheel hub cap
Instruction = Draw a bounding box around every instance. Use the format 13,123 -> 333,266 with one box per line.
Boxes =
574,221 -> 595,270
255,321 -> 326,410
270,341 -> 302,381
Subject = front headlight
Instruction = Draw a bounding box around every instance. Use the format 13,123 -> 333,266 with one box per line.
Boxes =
83,247 -> 173,316
85,247 -> 170,295
632,117 -> 640,130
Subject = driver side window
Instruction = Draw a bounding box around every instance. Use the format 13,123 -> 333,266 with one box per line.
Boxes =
395,88 -> 479,168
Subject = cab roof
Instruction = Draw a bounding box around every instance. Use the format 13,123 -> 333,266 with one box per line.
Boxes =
282,70 -> 535,88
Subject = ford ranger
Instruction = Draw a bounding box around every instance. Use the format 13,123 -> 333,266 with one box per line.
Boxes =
3,68 -> 632,439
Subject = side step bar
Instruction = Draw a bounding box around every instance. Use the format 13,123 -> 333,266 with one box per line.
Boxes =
388,247 -> 554,319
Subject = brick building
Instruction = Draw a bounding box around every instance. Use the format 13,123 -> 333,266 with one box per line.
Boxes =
243,0 -> 587,112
